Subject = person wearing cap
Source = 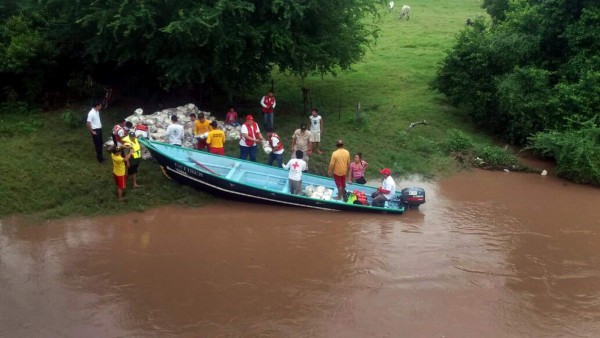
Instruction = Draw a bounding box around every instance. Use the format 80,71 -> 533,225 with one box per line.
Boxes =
239,114 -> 264,161
190,113 -> 212,150
260,90 -> 276,129
291,123 -> 312,167
265,127 -> 284,167
206,120 -> 226,155
122,131 -> 142,188
112,118 -> 128,147
371,168 -> 396,207
327,139 -> 351,200
86,101 -> 105,163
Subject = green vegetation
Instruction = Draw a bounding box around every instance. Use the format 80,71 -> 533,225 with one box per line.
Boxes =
0,0 -> 550,218
432,0 -> 599,183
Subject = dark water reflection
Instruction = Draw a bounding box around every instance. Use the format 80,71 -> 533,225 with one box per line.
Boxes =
1,170 -> 599,337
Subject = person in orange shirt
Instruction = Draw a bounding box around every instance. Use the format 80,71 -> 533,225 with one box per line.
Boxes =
190,113 -> 212,151
206,121 -> 226,155
327,139 -> 351,200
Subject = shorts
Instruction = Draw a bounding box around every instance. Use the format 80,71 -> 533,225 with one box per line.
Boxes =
113,174 -> 126,190
128,158 -> 140,175
209,147 -> 225,155
309,131 -> 321,142
333,174 -> 346,189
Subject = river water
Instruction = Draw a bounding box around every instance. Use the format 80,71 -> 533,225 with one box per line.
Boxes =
1,169 -> 599,337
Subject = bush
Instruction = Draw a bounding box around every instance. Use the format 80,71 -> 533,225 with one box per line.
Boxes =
61,109 -> 82,128
528,121 -> 600,186
475,145 -> 521,169
442,129 -> 474,153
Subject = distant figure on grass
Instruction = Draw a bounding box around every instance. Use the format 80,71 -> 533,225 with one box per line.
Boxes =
309,108 -> 324,154
327,139 -> 351,200
350,152 -> 368,184
166,115 -> 184,146
387,1 -> 394,11
266,127 -> 285,167
291,123 -> 312,169
111,145 -> 132,201
399,5 -> 411,20
86,101 -> 105,163
225,106 -> 240,127
206,120 -> 226,155
190,113 -> 212,150
260,90 -> 276,129
122,131 -> 142,188
371,168 -> 396,207
283,150 -> 308,195
239,115 -> 264,162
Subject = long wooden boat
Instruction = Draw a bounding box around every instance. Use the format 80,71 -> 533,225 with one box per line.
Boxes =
140,139 -> 425,214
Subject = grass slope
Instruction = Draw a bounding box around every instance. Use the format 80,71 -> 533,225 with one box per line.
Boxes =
1,0 -> 493,218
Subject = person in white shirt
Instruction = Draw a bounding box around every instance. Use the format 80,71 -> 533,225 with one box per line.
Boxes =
165,115 -> 184,146
282,150 -> 308,195
371,168 -> 396,207
86,101 -> 105,163
309,108 -> 324,154
239,115 -> 264,162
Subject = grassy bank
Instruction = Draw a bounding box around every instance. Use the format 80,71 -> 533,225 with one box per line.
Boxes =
1,0 -> 523,218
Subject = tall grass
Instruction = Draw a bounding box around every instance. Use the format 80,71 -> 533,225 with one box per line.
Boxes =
2,0 -> 520,218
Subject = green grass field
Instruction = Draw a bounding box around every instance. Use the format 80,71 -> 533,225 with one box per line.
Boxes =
1,0 -> 501,218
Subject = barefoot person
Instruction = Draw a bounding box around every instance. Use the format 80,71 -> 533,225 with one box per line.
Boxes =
327,139 -> 351,200
309,108 -> 324,154
122,131 -> 142,188
111,145 -> 131,201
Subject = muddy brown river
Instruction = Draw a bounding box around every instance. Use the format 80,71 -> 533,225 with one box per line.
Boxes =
1,169 -> 600,337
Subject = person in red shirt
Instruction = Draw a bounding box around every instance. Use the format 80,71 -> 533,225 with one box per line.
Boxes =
260,90 -> 276,129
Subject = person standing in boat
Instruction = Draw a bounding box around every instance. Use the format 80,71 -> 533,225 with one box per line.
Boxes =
371,168 -> 396,207
166,115 -> 184,146
239,115 -> 264,162
349,152 -> 368,184
86,101 -> 105,163
282,150 -> 308,195
260,90 -> 276,129
327,139 -> 351,200
266,127 -> 284,167
206,120 -> 226,155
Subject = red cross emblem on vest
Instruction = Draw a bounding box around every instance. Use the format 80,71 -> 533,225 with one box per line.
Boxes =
292,161 -> 299,169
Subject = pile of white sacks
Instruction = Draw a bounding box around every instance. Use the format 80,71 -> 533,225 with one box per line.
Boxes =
303,185 -> 334,200
104,103 -> 243,159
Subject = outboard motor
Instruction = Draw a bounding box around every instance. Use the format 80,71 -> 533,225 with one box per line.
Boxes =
400,187 -> 426,209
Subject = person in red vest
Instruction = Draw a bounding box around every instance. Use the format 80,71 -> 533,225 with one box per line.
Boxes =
112,119 -> 130,147
265,127 -> 285,167
260,90 -> 276,129
239,115 -> 264,162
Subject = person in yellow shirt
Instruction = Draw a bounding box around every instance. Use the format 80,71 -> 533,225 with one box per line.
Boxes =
206,120 -> 226,155
111,145 -> 132,201
122,132 -> 142,188
190,113 -> 212,151
327,139 -> 351,200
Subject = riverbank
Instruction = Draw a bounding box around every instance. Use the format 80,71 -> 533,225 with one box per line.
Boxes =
0,0 -> 527,219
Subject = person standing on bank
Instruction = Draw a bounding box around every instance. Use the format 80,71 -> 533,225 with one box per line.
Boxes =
291,123 -> 312,168
371,168 -> 396,207
266,127 -> 284,167
86,101 -> 105,163
206,120 -> 226,155
166,115 -> 184,146
327,139 -> 351,200
239,115 -> 264,162
122,131 -> 142,188
309,108 -> 324,154
283,150 -> 308,195
190,113 -> 212,150
111,145 -> 132,201
260,90 -> 276,129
